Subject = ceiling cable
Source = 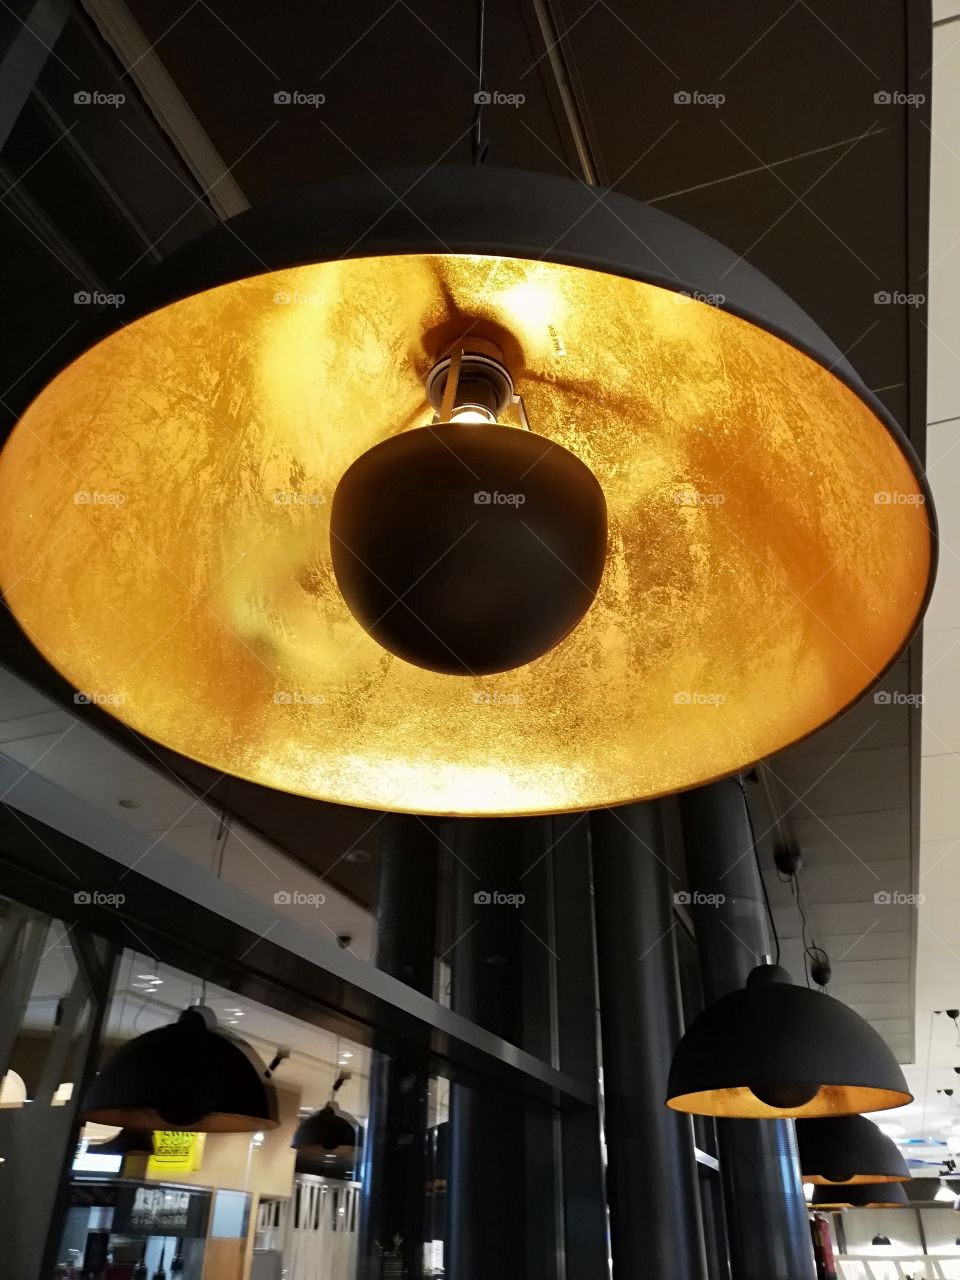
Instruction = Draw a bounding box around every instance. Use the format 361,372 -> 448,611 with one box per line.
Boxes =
471,0 -> 489,165
738,775 -> 781,965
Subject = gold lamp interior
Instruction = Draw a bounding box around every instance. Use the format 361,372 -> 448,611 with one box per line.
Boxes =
0,254 -> 932,815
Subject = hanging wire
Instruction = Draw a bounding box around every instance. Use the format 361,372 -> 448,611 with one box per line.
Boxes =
471,0 -> 490,164
737,775 -> 781,965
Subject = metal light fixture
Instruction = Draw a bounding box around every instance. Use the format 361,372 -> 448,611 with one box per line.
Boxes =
81,1006 -> 278,1132
291,1103 -> 359,1154
871,1233 -> 893,1246
292,1070 -> 360,1154
798,1116 -> 910,1184
0,168 -> 934,816
811,1182 -> 908,1209
330,340 -> 607,674
666,965 -> 912,1118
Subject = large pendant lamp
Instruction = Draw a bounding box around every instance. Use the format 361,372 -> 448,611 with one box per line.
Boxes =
811,1182 -> 909,1209
0,168 -> 934,817
666,965 -> 912,1119
81,1006 -> 278,1132
798,1116 -> 910,1184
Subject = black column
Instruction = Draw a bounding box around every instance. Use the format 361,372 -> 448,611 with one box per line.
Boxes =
444,818 -> 528,1280
357,815 -> 438,1279
592,802 -> 708,1280
679,778 -> 816,1280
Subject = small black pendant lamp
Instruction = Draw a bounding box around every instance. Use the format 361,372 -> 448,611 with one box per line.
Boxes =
81,1005 -> 278,1132
666,964 -> 912,1118
797,1115 -> 910,1184
292,1070 -> 360,1154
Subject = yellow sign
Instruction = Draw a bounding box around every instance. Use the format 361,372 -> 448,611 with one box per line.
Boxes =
147,1130 -> 206,1176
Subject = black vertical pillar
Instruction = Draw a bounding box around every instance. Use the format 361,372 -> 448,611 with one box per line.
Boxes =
443,819 -> 527,1280
357,815 -> 438,1279
679,778 -> 816,1280
592,802 -> 708,1280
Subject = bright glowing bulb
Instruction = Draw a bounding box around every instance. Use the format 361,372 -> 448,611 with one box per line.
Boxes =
937,1184 -> 956,1202
803,1183 -> 814,1201
449,405 -> 497,424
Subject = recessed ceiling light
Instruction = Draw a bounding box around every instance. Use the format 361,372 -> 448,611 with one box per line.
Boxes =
117,798 -> 141,809
344,849 -> 371,864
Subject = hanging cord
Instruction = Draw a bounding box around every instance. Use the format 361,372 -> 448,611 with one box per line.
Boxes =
776,864 -> 829,989
471,0 -> 490,164
737,775 -> 780,965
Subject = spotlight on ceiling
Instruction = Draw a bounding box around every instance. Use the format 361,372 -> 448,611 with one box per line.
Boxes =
797,1116 -> 910,1185
0,168 -> 934,817
81,1006 -> 278,1132
871,1234 -> 892,1247
666,965 -> 912,1118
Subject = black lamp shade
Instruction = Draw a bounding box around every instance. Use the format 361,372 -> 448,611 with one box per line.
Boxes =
666,965 -> 912,1118
798,1116 -> 910,1184
812,1181 -> 909,1209
291,1102 -> 358,1153
96,1128 -> 155,1156
82,1007 -> 278,1132
871,1233 -> 892,1246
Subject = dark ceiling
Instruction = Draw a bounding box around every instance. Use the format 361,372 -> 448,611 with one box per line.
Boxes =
0,0 -> 930,1003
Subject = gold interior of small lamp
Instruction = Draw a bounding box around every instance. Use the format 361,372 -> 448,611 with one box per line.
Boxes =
665,1084 -> 914,1119
0,254 -> 932,815
805,1174 -> 907,1185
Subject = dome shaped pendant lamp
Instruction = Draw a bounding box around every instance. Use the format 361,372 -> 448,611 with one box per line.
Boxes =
797,1115 -> 910,1184
291,1071 -> 360,1154
81,1005 -> 278,1132
666,964 -> 912,1118
0,168 -> 935,816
